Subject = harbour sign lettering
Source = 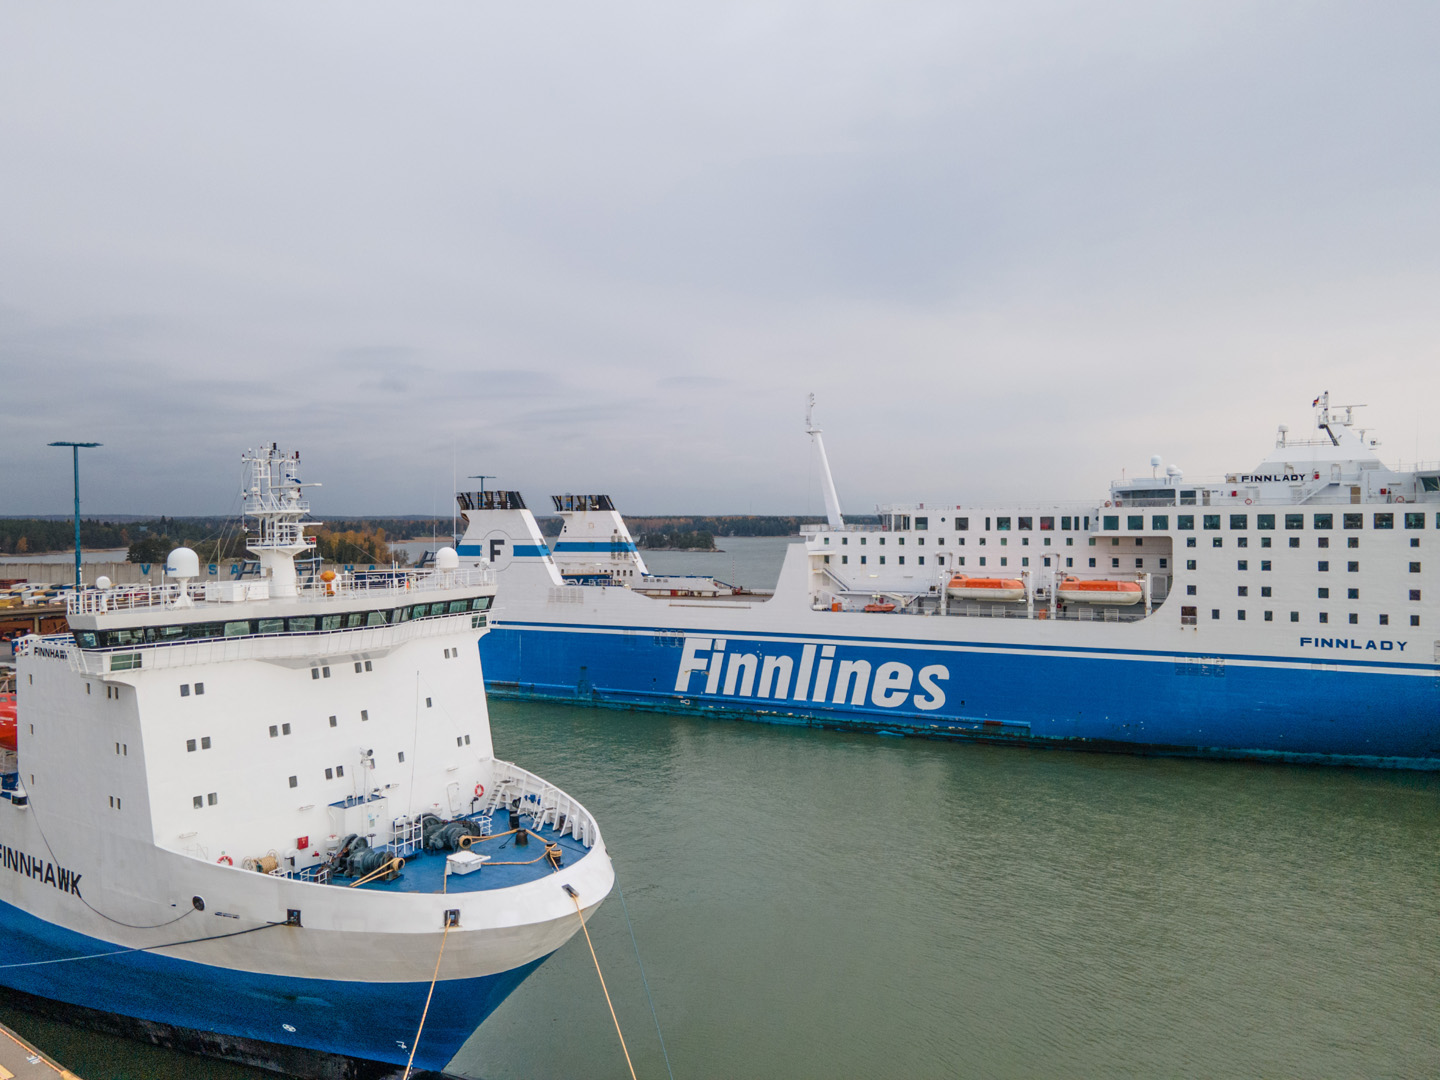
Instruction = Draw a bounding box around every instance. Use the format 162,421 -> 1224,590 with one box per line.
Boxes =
0,840 -> 82,898
675,637 -> 948,711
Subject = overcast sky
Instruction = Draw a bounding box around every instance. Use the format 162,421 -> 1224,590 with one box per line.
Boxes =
3,2 -> 1439,520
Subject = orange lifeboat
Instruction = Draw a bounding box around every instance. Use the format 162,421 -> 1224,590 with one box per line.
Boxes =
1056,576 -> 1143,605
863,602 -> 896,613
946,575 -> 1026,602
0,693 -> 15,752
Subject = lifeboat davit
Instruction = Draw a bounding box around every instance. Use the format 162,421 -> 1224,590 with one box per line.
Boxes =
1056,576 -> 1143,605
946,576 -> 1026,602
0,693 -> 15,752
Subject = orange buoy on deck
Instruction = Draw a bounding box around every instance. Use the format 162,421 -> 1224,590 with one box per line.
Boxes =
946,576 -> 1026,602
1055,576 -> 1143,605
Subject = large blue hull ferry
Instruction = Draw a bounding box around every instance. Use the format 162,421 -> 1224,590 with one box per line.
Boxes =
462,395 -> 1439,768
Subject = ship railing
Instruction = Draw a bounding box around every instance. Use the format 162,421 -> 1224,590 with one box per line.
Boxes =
62,615 -> 472,676
482,761 -> 601,850
67,568 -> 494,616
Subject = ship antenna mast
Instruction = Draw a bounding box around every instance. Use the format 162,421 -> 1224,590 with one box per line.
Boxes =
806,394 -> 846,530
242,443 -> 320,598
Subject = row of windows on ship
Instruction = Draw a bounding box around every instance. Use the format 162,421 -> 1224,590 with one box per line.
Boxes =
72,595 -> 494,651
828,510 -> 1437,542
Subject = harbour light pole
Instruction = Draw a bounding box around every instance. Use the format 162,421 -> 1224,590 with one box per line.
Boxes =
48,441 -> 102,592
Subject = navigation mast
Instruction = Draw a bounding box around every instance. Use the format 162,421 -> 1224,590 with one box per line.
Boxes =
806,394 -> 845,531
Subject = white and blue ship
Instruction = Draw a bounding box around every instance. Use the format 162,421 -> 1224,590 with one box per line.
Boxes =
2,446 -> 613,1077
462,394 -> 1439,768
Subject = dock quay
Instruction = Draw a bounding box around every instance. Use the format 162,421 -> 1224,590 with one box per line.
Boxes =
0,1020 -> 80,1079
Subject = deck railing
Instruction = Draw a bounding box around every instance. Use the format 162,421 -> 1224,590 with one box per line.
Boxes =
482,761 -> 602,849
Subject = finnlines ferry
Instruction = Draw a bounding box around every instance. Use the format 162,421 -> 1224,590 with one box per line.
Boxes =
460,394 -> 1440,768
3,446 -> 613,1078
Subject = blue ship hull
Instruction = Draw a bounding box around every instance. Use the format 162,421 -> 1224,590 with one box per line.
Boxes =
0,898 -> 548,1076
481,623 -> 1440,768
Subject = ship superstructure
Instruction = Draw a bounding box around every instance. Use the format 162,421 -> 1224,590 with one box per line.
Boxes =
2,445 -> 613,1077
460,396 -> 1439,767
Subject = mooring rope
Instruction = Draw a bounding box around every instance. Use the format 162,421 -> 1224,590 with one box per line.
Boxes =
565,883 -> 637,1080
618,879 -> 675,1080
401,918 -> 453,1080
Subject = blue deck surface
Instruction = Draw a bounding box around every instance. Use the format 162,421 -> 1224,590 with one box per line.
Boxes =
348,809 -> 593,894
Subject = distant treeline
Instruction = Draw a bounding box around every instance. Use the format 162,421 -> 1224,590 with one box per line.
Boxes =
636,531 -> 717,551
0,519 -> 134,555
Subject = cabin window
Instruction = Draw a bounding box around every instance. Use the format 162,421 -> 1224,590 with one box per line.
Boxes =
224,620 -> 250,637
1237,536 -> 1248,548
1290,611 -> 1299,622
1000,558 -> 1008,567
1061,516 -> 1072,530
325,768 -> 333,780
282,723 -> 291,735
180,684 -> 191,697
360,710 -> 369,721
860,556 -> 867,565
207,793 -> 217,806
1285,514 -> 1304,530
1404,513 -> 1425,529
1177,515 -> 1194,530
1261,586 -> 1272,597
1412,615 -> 1421,626
1065,558 -> 1072,567
1127,515 -> 1142,530
289,776 -> 298,788
269,725 -> 279,737
998,517 -> 1012,531
1211,609 -> 1220,620
1186,559 -> 1196,570
915,517 -> 928,529
329,716 -> 337,727
322,615 -> 344,631
1103,516 -> 1118,531
1040,517 -> 1054,530
187,739 -> 197,752
1237,560 -> 1248,571
1379,614 -> 1389,625
1343,513 -> 1363,530
1314,513 -> 1333,529
1411,589 -> 1422,601
1229,514 -> 1247,530
398,752 -> 405,763
1186,585 -> 1196,595
1257,514 -> 1275,530
1318,537 -> 1330,548
1134,558 -> 1142,568
1319,612 -> 1329,623
258,618 -> 284,634
1261,560 -> 1272,571
1348,588 -> 1359,599
345,612 -> 364,628
956,518 -> 968,530
1264,611 -> 1273,621
1203,515 -> 1220,530
1261,536 -> 1272,548
193,796 -> 203,809
1412,562 -> 1422,573
1022,557 -> 1029,567
1373,513 -> 1394,529
291,617 -> 318,632
1088,558 -> 1096,567
1213,537 -> 1223,548
1152,515 -> 1168,530
1348,561 -> 1359,572
1018,517 -> 1032,530
841,555 -> 848,564
1238,586 -> 1248,596
1318,588 -> 1329,598
980,557 -> 987,567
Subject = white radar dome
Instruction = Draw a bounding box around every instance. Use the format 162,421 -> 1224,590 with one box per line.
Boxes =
166,547 -> 200,579
1165,464 -> 1183,479
434,546 -> 460,571
95,575 -> 113,590
1149,454 -> 1163,469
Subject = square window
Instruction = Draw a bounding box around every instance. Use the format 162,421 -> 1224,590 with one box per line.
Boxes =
1347,588 -> 1359,599
180,684 -> 190,697
1261,560 -> 1272,571
1237,536 -> 1249,549
282,723 -> 291,735
1290,611 -> 1299,622
186,739 -> 196,752
1257,514 -> 1275,530
1289,537 -> 1300,548
1404,512 -> 1425,529
1413,538 -> 1420,547
1348,536 -> 1359,549
1318,588 -> 1329,598
1318,561 -> 1329,572
201,736 -> 211,749
1343,513 -> 1363,529
195,683 -> 204,695
193,795 -> 203,809
1379,614 -> 1389,625
1204,515 -> 1221,530
311,668 -> 320,680
1412,615 -> 1421,626
1128,515 -> 1143,530
1410,589 -> 1422,601
1178,515 -> 1195,530
1264,611 -> 1273,622
1213,537 -> 1223,548
1285,513 -> 1304,530
1261,536 -> 1272,548
1347,561 -> 1358,572
1238,560 -> 1248,571
1319,537 -> 1330,548
1319,612 -> 1329,624
1261,587 -> 1272,598
1186,585 -> 1197,595
1211,609 -> 1220,620
1230,514 -> 1248,530
289,776 -> 297,788
1186,559 -> 1197,571
1349,613 -> 1358,624
1238,586 -> 1248,597
269,725 -> 278,738
1314,513 -> 1333,529
1411,562 -> 1421,573
1237,610 -> 1246,620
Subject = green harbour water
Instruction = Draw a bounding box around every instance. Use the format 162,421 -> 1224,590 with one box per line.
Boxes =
4,539 -> 1438,1078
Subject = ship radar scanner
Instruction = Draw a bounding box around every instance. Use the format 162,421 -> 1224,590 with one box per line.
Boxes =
165,546 -> 200,607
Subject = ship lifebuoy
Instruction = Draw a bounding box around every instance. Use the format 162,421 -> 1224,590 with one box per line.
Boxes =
1396,495 -> 1406,503
217,855 -> 233,866
1244,498 -> 1252,505
474,783 -> 484,799
1104,500 -> 1112,507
